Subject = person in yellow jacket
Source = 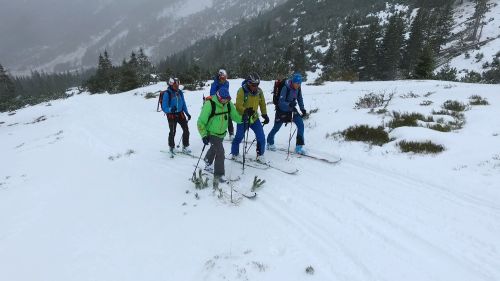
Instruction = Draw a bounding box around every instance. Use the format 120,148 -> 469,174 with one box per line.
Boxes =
197,88 -> 243,183
230,73 -> 270,164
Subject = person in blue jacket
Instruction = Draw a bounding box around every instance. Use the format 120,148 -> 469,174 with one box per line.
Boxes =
209,69 -> 234,138
162,77 -> 192,153
266,73 -> 308,155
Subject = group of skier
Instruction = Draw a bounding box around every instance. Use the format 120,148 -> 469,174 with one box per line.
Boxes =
160,69 -> 308,183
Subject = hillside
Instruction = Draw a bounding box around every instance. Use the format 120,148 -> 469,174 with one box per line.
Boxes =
1,78 -> 499,280
0,0 -> 285,75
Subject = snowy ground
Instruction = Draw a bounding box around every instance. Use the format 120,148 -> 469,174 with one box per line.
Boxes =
1,79 -> 500,281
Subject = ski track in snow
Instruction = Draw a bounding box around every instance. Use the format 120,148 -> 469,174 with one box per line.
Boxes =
1,80 -> 500,281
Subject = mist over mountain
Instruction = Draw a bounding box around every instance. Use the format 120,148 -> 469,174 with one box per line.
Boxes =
0,0 -> 285,74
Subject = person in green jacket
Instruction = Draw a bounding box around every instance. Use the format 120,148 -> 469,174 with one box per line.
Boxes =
197,87 -> 243,183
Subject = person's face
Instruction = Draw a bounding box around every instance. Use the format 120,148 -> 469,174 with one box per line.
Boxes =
172,82 -> 179,90
292,82 -> 300,90
219,75 -> 227,82
248,83 -> 259,92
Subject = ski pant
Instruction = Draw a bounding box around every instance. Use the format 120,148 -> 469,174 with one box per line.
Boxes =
167,115 -> 189,148
204,135 -> 225,176
228,116 -> 234,136
231,119 -> 265,156
267,112 -> 305,146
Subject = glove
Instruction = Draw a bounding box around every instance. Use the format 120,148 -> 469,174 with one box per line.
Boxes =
262,114 -> 269,125
300,109 -> 307,118
243,114 -> 249,124
244,108 -> 255,117
186,113 -> 192,121
289,100 -> 297,108
171,106 -> 177,113
202,136 -> 209,145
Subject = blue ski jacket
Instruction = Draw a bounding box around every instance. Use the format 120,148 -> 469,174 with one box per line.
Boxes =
278,80 -> 304,113
162,86 -> 189,115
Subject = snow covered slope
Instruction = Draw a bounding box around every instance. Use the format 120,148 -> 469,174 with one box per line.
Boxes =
443,1 -> 500,76
1,80 -> 499,281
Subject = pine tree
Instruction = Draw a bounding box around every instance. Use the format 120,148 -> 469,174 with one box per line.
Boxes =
414,45 -> 435,79
0,64 -> 17,111
358,21 -> 381,81
403,8 -> 427,77
431,2 -> 454,53
470,0 -> 489,43
293,36 -> 307,75
380,13 -> 405,80
118,58 -> 139,92
337,17 -> 359,78
137,48 -> 153,85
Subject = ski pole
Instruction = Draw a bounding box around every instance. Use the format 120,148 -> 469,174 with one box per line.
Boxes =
192,144 -> 207,180
242,119 -> 250,174
245,123 -> 266,154
287,112 -> 295,160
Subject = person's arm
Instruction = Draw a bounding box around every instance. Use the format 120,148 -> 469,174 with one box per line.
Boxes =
161,91 -> 171,113
229,101 -> 243,124
297,89 -> 305,112
197,102 -> 211,137
258,89 -> 267,116
209,81 -> 218,96
278,84 -> 291,112
235,88 -> 245,115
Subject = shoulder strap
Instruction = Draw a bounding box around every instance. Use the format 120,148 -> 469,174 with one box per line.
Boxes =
207,100 -> 230,122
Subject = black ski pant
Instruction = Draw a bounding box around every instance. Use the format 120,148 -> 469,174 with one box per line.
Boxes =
167,115 -> 189,148
204,136 -> 225,176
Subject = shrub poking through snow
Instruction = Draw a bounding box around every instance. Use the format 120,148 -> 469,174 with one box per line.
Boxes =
191,169 -> 209,190
427,123 -> 452,132
251,176 -> 266,192
342,125 -> 390,146
442,100 -> 467,112
420,100 -> 433,106
469,95 -> 489,105
388,112 -> 434,129
305,266 -> 315,275
354,91 -> 393,109
398,141 -> 445,154
144,92 -> 157,99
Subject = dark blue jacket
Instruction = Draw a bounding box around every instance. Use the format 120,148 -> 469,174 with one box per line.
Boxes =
209,77 -> 229,96
162,86 -> 189,115
278,80 -> 304,112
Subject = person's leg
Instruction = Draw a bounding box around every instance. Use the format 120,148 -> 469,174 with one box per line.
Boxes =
293,114 -> 305,146
205,135 -> 215,164
228,116 -> 234,136
211,136 -> 225,176
179,117 -> 190,147
267,119 -> 283,146
250,119 -> 266,156
167,118 -> 177,149
231,122 -> 246,156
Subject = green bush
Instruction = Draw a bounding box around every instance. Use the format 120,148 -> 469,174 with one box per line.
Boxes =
398,140 -> 445,154
388,112 -> 434,129
442,100 -> 467,112
144,92 -> 157,99
342,125 -> 390,146
427,123 -> 452,132
469,95 -> 489,105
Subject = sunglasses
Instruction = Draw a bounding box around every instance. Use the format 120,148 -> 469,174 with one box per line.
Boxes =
248,83 -> 259,88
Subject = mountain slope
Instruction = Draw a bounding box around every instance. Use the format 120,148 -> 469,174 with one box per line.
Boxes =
0,0 -> 285,75
1,79 -> 499,280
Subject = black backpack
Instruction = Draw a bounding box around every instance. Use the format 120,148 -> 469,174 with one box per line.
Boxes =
206,97 -> 231,122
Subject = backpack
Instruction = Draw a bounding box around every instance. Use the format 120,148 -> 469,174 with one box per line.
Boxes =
272,79 -> 301,109
272,80 -> 287,106
157,90 -> 173,112
205,97 -> 231,122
